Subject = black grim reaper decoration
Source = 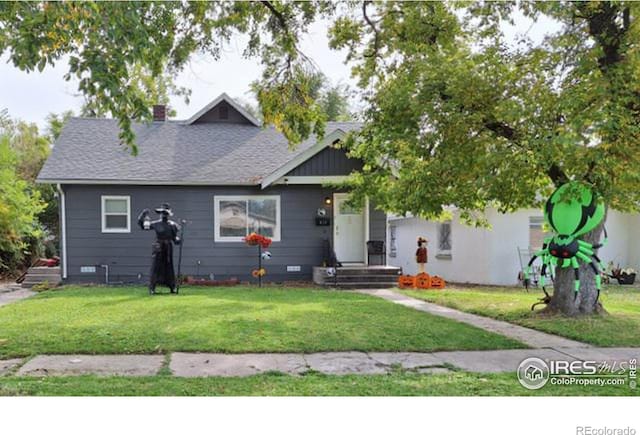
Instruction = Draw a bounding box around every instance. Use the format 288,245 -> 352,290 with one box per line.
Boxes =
137,203 -> 184,295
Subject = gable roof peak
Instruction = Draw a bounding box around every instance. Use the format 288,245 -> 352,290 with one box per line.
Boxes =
185,92 -> 261,127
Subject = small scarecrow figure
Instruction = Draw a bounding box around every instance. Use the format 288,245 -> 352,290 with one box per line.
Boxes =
137,203 -> 181,295
415,236 -> 428,274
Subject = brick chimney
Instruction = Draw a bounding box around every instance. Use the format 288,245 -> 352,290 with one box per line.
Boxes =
153,104 -> 167,121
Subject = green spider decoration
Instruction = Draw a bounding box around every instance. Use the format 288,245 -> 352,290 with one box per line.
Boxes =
525,182 -> 607,304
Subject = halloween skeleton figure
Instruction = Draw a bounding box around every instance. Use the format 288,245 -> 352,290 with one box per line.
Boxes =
524,182 -> 607,305
138,203 -> 181,295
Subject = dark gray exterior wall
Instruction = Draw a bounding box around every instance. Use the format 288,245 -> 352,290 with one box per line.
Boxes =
285,147 -> 363,176
61,184 -> 386,284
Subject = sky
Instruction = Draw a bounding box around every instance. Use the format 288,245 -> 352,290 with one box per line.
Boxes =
0,9 -> 559,130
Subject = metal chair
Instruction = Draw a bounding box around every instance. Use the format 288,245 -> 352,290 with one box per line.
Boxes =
366,240 -> 386,266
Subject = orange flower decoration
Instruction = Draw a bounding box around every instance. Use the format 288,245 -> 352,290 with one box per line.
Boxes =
244,232 -> 272,249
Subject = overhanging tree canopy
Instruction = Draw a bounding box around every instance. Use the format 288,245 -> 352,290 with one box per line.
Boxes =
339,1 -> 640,220
0,1 -> 336,153
1,1 -> 639,315
331,1 -> 640,315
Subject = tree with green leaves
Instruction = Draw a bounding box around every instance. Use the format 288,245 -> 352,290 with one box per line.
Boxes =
1,1 -> 639,315
333,1 -> 640,316
0,113 -> 63,265
0,1 -> 337,153
319,82 -> 352,122
0,116 -> 50,182
301,72 -> 352,121
45,111 -> 74,141
78,64 -> 191,118
0,134 -> 45,275
249,71 -> 352,121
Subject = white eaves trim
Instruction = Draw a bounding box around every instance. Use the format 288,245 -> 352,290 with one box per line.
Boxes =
36,179 -> 258,186
185,92 -> 261,127
387,205 -> 459,221
273,175 -> 349,185
260,129 -> 347,189
387,213 -> 415,221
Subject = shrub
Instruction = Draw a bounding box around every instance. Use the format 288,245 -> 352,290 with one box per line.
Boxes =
0,135 -> 45,275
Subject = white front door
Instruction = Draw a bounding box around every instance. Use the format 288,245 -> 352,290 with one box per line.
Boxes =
333,193 -> 366,263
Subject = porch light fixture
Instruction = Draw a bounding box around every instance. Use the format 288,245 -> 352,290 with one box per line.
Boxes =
324,196 -> 332,205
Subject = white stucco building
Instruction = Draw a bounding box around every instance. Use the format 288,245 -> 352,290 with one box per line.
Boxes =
387,209 -> 640,286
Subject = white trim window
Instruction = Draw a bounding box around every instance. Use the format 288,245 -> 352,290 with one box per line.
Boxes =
389,224 -> 397,258
101,196 -> 131,233
214,195 -> 281,242
437,221 -> 452,258
529,216 -> 549,250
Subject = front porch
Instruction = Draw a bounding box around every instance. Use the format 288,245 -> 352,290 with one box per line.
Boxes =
313,265 -> 402,289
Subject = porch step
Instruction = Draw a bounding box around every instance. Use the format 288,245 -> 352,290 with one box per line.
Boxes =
0,284 -> 23,293
332,266 -> 402,276
329,274 -> 399,283
313,266 -> 402,289
20,267 -> 61,289
326,281 -> 400,289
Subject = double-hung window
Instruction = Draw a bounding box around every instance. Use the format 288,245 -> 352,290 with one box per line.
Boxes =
214,195 -> 281,242
529,216 -> 549,250
101,196 -> 131,233
389,225 -> 397,257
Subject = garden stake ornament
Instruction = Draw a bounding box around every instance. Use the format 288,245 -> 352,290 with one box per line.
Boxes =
244,233 -> 272,287
525,182 -> 607,307
416,237 -> 428,274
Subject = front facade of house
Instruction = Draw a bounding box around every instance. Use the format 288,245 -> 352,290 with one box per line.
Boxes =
388,208 -> 640,286
38,94 -> 386,284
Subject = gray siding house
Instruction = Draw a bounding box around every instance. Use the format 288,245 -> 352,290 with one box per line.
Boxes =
37,94 -> 387,284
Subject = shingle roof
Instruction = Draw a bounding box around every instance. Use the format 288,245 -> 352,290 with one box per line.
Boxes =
37,118 -> 361,185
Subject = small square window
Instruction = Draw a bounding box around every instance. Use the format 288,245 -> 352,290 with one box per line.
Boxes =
101,196 -> 131,233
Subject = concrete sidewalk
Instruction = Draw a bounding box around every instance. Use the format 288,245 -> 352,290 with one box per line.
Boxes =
0,287 -> 35,308
2,347 -> 637,378
356,289 -> 590,349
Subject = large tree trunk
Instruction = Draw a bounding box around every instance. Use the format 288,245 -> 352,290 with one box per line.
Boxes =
544,219 -> 607,316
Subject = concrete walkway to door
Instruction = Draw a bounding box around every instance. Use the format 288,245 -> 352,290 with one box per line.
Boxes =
356,289 -> 590,349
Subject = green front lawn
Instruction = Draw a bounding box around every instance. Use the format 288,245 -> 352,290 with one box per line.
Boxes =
0,286 -> 523,358
401,286 -> 640,347
0,372 -> 635,396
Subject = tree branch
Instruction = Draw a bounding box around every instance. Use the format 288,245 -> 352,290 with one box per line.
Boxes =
362,1 -> 380,59
584,160 -> 597,184
261,1 -> 288,30
579,2 -> 628,71
483,117 -> 568,187
548,163 -> 569,187
484,120 -> 517,141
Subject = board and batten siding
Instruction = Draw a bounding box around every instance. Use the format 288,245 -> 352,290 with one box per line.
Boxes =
285,147 -> 363,177
61,184 -> 386,284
